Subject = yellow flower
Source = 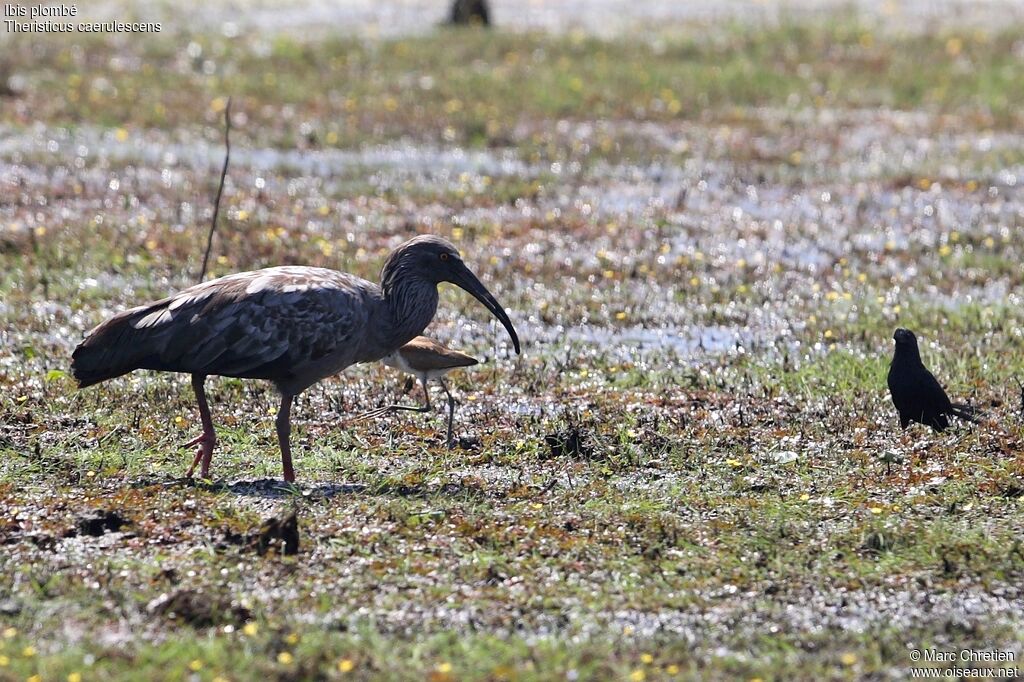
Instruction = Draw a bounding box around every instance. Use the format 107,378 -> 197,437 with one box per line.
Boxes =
68,674 -> 83,682
437,662 -> 453,673
869,507 -> 883,515
189,659 -> 203,671
665,664 -> 680,675
22,645 -> 36,657
338,658 -> 355,673
27,676 -> 41,682
284,633 -> 299,645
277,652 -> 294,665
0,655 -> 8,666
2,627 -> 15,638
640,653 -> 654,664
630,670 -> 646,682
242,622 -> 259,636
840,652 -> 858,666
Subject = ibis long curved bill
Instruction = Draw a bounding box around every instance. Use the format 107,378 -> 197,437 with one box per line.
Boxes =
447,259 -> 521,354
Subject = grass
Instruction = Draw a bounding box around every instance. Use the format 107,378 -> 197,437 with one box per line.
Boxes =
4,18 -> 1024,150
3,6 -> 1024,682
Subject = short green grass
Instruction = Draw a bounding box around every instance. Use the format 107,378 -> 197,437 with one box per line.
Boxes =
5,17 -> 1023,149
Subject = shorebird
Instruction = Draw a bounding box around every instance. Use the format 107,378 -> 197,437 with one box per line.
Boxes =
71,235 -> 520,482
353,336 -> 479,447
888,328 -> 978,432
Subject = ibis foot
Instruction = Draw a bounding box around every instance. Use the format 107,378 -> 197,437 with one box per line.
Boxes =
184,431 -> 216,478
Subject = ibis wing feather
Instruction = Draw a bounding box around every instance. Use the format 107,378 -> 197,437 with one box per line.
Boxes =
72,267 -> 376,387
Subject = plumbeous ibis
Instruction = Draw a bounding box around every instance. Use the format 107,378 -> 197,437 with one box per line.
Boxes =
71,235 -> 520,482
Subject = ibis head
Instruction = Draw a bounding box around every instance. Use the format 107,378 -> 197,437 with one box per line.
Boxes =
381,235 -> 521,354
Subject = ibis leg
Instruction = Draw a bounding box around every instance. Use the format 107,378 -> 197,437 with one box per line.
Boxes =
276,394 -> 296,483
439,378 -> 456,449
184,374 -> 216,478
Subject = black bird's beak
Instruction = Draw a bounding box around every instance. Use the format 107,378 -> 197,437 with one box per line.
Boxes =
447,261 -> 521,354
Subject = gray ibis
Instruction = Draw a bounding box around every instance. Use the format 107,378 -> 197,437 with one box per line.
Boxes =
71,235 -> 520,482
353,335 -> 479,447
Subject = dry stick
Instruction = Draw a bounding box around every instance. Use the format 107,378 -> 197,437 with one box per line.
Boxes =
198,97 -> 232,283
1016,377 -> 1024,420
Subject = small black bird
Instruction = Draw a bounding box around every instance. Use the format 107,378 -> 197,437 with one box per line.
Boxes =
887,328 -> 979,432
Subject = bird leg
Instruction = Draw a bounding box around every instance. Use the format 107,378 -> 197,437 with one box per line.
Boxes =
276,394 -> 296,483
184,374 -> 216,478
439,378 -> 457,449
346,379 -> 432,423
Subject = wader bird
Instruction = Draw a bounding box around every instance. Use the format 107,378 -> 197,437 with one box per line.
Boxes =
71,236 -> 520,482
353,336 -> 479,447
887,328 -> 978,432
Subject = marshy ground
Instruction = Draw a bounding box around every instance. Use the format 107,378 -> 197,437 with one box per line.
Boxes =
2,1 -> 1024,680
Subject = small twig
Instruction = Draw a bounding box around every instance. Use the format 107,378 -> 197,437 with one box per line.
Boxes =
535,477 -> 558,497
1016,377 -> 1024,420
198,97 -> 231,283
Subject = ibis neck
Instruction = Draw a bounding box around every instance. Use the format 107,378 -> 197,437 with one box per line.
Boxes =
384,278 -> 439,349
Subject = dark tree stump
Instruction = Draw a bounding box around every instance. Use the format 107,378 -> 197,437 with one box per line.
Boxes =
449,0 -> 490,26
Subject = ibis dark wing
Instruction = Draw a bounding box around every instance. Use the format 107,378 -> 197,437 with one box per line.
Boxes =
73,267 -> 373,388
